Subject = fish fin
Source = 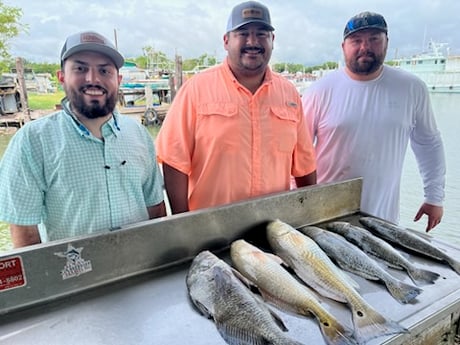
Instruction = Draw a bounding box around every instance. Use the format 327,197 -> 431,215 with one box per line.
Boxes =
317,316 -> 358,345
446,257 -> 460,275
266,252 -> 285,265
259,288 -> 314,319
351,302 -> 408,344
266,303 -> 290,332
191,299 -> 213,319
249,292 -> 290,332
367,253 -> 403,270
339,266 -> 380,282
406,266 -> 440,285
231,267 -> 258,289
384,278 -> 423,304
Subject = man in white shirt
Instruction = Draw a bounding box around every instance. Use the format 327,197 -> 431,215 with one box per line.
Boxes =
302,11 -> 446,232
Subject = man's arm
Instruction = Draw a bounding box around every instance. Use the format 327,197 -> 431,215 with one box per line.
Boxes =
294,170 -> 317,188
162,163 -> 189,214
10,224 -> 41,248
147,201 -> 167,219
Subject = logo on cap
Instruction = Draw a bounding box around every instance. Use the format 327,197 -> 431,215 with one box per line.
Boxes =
80,33 -> 106,45
242,8 -> 263,19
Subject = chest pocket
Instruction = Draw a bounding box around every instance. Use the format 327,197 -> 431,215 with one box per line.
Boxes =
197,102 -> 238,118
196,103 -> 240,149
270,105 -> 299,152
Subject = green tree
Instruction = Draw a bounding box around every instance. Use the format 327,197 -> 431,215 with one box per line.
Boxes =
0,1 -> 26,71
142,46 -> 173,75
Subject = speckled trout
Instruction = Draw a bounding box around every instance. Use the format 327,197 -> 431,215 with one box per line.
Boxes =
231,239 -> 358,345
326,221 -> 440,285
266,219 -> 408,345
186,250 -> 304,345
359,217 -> 460,275
298,225 -> 422,304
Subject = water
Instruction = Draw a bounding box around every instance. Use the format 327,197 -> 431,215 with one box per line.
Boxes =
0,96 -> 458,252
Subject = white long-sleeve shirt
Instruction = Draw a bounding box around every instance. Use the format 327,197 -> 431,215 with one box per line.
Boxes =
302,65 -> 446,223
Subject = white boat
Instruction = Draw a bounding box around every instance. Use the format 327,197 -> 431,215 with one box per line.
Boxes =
394,40 -> 460,93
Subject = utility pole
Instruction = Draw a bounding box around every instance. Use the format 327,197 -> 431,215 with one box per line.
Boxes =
113,28 -> 118,49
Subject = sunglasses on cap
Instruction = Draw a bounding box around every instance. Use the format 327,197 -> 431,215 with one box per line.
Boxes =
343,12 -> 387,39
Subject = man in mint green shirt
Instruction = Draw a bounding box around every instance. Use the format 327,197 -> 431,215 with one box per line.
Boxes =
0,31 -> 166,247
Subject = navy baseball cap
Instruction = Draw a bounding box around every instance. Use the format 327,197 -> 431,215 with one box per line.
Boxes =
60,31 -> 124,69
343,11 -> 387,39
226,1 -> 274,33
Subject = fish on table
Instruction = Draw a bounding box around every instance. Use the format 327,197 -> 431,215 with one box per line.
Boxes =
359,217 -> 460,275
325,221 -> 440,285
266,219 -> 408,345
230,239 -> 358,345
185,250 -> 304,345
298,225 -> 422,304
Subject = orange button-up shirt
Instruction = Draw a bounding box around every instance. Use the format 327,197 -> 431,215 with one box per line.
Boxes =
156,58 -> 316,211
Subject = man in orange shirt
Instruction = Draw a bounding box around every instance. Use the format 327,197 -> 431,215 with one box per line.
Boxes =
156,1 -> 316,214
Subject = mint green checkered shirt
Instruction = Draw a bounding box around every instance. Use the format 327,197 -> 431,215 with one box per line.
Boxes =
0,99 -> 164,242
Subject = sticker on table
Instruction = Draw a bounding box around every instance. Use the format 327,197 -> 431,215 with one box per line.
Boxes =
0,256 -> 26,291
54,244 -> 93,280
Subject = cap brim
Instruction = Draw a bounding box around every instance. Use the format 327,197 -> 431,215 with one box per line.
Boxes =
344,26 -> 387,39
61,43 -> 124,69
228,20 -> 275,32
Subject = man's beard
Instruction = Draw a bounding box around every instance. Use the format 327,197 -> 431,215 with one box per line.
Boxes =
347,52 -> 385,75
66,86 -> 118,119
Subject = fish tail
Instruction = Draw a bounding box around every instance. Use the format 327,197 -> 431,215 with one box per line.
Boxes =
350,302 -> 408,344
406,266 -> 440,285
318,317 -> 358,345
384,278 -> 423,304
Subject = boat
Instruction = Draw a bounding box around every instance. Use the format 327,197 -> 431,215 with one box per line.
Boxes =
393,40 -> 460,93
119,62 -> 170,106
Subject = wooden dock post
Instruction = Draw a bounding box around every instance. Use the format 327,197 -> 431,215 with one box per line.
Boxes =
15,57 -> 31,123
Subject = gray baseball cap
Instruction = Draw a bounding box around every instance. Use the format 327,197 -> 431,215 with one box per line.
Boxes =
60,31 -> 124,69
226,1 -> 274,33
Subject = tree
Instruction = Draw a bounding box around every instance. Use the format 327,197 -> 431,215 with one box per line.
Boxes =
142,46 -> 173,75
0,1 -> 26,65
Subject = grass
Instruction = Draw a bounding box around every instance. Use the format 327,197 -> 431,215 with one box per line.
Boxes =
28,90 -> 65,110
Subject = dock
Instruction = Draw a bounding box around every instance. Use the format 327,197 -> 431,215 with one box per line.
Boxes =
0,104 -> 170,131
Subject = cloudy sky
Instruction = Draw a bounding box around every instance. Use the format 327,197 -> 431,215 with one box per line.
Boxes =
7,0 -> 460,67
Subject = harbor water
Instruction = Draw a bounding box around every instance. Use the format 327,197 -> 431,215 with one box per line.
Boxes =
0,93 -> 458,251
399,93 -> 459,245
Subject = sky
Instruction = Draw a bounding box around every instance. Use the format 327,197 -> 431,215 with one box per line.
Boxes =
7,0 -> 460,67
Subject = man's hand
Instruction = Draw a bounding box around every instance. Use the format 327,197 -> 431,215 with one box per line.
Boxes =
414,203 -> 443,232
